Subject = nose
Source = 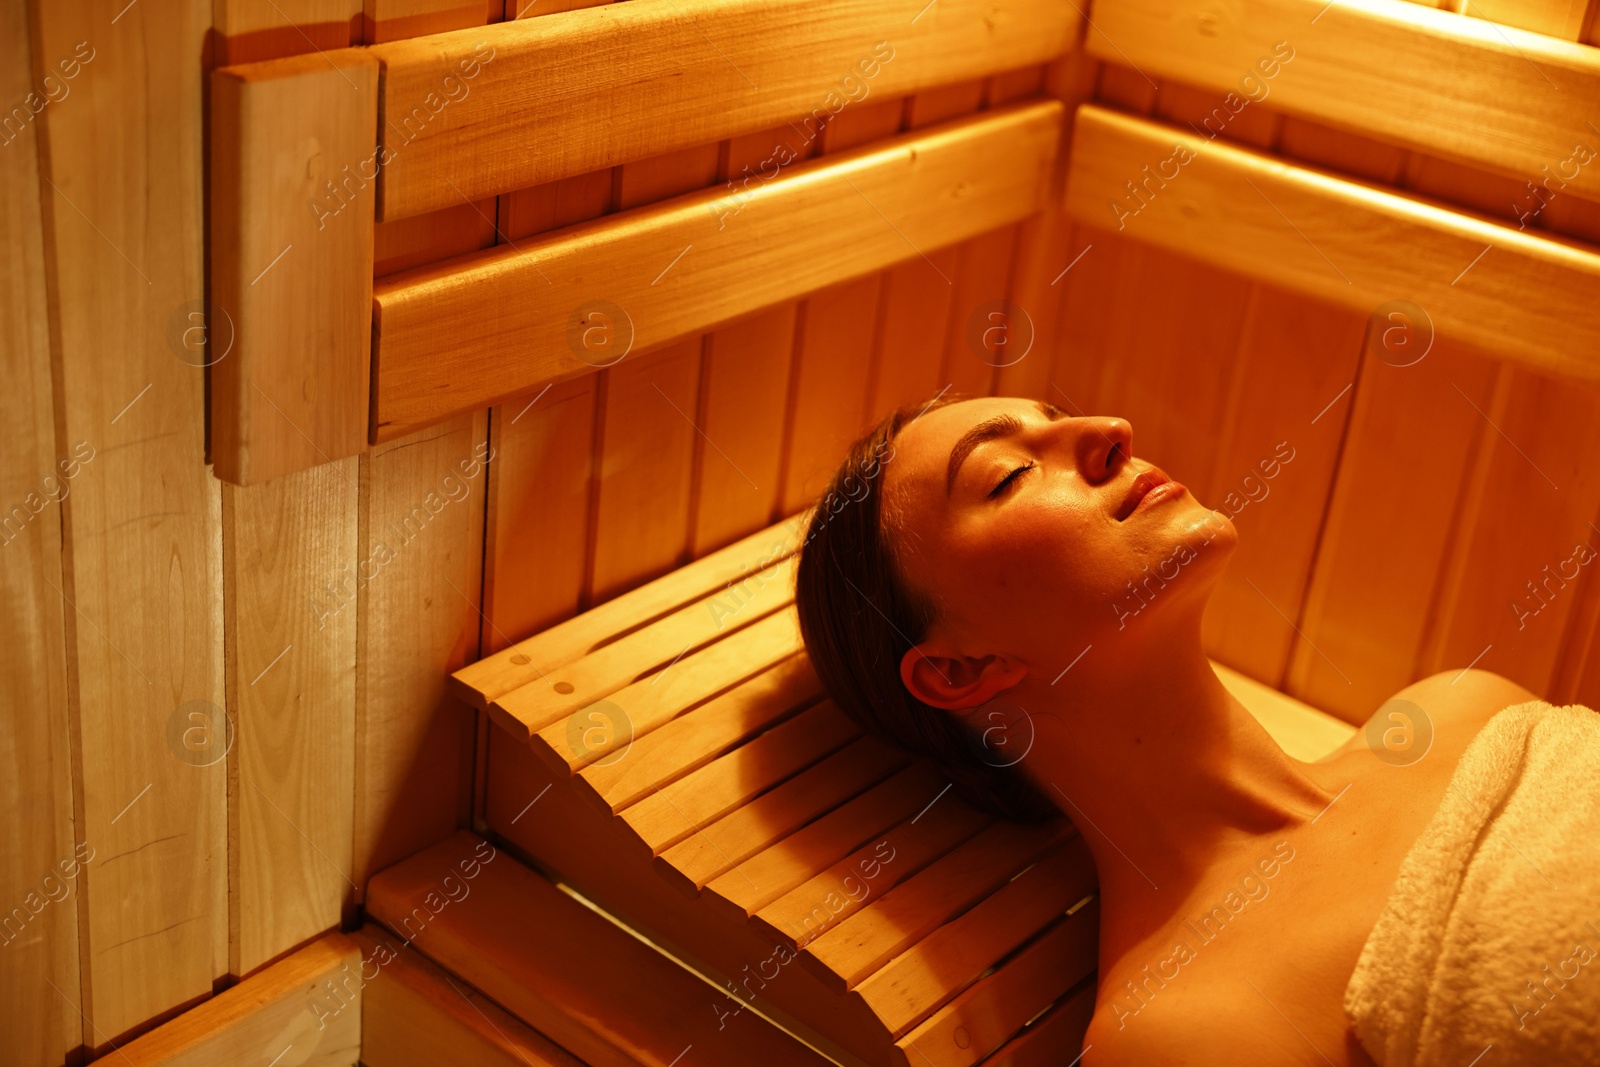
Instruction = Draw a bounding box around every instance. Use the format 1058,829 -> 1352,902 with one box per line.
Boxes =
1073,416 -> 1132,482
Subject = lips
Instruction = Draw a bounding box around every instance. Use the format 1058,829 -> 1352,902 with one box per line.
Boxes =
1115,467 -> 1172,521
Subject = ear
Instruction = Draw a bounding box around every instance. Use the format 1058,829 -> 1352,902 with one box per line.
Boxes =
899,640 -> 1027,711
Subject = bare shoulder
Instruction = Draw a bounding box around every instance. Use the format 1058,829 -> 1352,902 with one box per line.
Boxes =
1359,668 -> 1540,760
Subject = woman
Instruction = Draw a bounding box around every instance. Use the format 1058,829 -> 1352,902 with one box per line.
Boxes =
792,393 -> 1547,1066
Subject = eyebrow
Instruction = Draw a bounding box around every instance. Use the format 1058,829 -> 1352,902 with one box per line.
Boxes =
946,399 -> 1068,496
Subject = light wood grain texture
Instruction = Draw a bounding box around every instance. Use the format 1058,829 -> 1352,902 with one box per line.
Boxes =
369,0 -> 1078,219
354,928 -> 586,1067
374,102 -> 1063,442
213,0 -> 360,64
853,839 -> 1096,1039
893,902 -> 1099,1067
108,933 -> 360,1066
650,734 -> 907,889
1452,0 -> 1592,41
1287,336 -> 1500,720
459,511 -> 805,711
481,377 -> 598,653
485,732 -> 892,1065
691,304 -> 798,556
800,821 -> 1073,992
31,0 -> 228,1042
210,50 -> 377,485
224,458 -> 359,974
363,0 -> 485,41
594,121 -> 711,632
366,831 -> 834,1066
0,9 -> 79,1063
374,199 -> 496,277
1066,105 -> 1600,387
1088,0 -> 1600,202
1413,369 -> 1600,693
779,276 -> 884,513
354,413 -> 487,897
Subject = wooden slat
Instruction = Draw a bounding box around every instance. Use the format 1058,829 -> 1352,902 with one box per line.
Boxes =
527,607 -> 805,774
1066,105 -> 1600,386
752,801 -> 993,949
210,50 -> 377,485
457,511 -> 807,709
483,731 -> 894,1065
366,831 -> 833,1067
487,562 -> 799,744
353,414 -> 487,896
373,101 -> 1064,441
651,733 -> 909,886
586,340 -> 702,604
224,460 -> 359,973
854,839 -> 1095,1038
0,7 -> 79,1060
980,981 -> 1095,1067
627,700 -> 870,857
893,901 -> 1099,1067
576,653 -> 824,813
355,928 -> 585,1067
370,0 -> 1078,219
690,304 -> 799,556
1287,336 -> 1501,719
374,200 -> 496,276
213,0 -> 360,65
32,2 -> 228,1040
110,933 -> 361,1066
801,821 -> 1073,992
1089,0 -> 1600,202
779,276 -> 884,513
480,375 -> 599,656
363,0 -> 487,41
703,762 -> 946,923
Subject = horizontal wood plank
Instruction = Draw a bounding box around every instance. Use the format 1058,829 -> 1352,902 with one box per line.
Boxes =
370,0 -> 1077,219
366,831 -> 832,1067
373,101 -> 1064,441
109,933 -> 361,1066
453,513 -> 807,711
1088,0 -> 1600,202
1065,105 -> 1600,386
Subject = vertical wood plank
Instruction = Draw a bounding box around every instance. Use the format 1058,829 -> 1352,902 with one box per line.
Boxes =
212,0 -> 360,65
210,50 -> 377,485
362,0 -> 485,41
482,378 -> 598,651
31,0 -> 228,1043
690,305 -> 797,556
0,6 -> 80,1063
587,339 -> 703,603
223,458 -> 358,974
353,413 -> 488,896
778,276 -> 883,513
1288,337 -> 1500,721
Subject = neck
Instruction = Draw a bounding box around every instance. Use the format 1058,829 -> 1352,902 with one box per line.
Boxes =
1013,614 -> 1336,929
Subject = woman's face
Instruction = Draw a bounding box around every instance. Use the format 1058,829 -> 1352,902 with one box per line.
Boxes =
882,396 -> 1238,698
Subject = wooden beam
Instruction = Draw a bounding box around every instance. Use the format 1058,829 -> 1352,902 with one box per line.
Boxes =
369,0 -> 1078,220
211,50 -> 378,485
1086,0 -> 1600,203
373,101 -> 1064,442
108,933 -> 360,1066
1065,105 -> 1600,386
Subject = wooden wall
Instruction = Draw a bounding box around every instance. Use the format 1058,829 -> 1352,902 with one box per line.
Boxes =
3,0 -> 1599,1065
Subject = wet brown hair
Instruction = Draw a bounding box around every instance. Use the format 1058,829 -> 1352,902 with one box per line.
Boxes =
792,395 -> 1062,824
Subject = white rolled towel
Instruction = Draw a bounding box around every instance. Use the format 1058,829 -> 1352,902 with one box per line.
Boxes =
1344,699 -> 1600,1066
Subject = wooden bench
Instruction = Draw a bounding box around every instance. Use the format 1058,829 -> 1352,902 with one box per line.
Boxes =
438,511 -> 1356,1066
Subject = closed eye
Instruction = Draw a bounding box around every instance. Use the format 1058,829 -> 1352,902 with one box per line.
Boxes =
989,461 -> 1035,498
